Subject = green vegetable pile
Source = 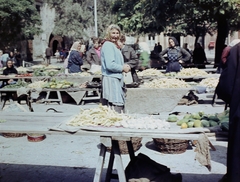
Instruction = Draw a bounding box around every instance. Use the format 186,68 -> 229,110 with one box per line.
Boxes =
168,110 -> 229,131
33,68 -> 61,77
42,78 -> 73,89
3,80 -> 28,88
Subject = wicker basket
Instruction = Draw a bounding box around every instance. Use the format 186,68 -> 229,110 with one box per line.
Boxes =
107,137 -> 142,154
153,138 -> 189,154
2,133 -> 26,138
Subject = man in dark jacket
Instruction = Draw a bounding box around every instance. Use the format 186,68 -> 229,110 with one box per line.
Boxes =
220,42 -> 240,182
45,46 -> 53,65
119,35 -> 139,83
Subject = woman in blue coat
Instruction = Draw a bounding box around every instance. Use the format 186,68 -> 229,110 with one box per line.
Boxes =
67,41 -> 83,73
101,24 -> 130,113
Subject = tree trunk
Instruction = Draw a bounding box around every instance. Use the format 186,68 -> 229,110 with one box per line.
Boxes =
214,14 -> 229,67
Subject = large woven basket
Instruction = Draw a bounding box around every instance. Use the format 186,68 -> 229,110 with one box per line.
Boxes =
2,133 -> 26,138
107,137 -> 142,154
153,138 -> 189,154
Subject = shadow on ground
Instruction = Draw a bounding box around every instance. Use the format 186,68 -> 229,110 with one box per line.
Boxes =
0,163 -> 224,182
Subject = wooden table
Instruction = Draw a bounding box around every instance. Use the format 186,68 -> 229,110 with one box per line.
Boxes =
0,88 -> 33,111
0,86 -> 101,111
0,112 -> 227,182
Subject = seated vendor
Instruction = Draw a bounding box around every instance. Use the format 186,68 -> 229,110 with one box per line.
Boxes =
0,59 -> 18,88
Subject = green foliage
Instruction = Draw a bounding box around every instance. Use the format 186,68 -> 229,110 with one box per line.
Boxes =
113,0 -> 240,37
113,0 -> 240,65
0,0 -> 41,49
45,0 -> 116,39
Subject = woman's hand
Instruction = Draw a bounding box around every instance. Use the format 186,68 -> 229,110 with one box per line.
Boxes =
123,64 -> 131,73
179,60 -> 183,64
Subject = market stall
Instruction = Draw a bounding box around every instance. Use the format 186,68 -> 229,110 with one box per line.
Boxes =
0,108 -> 227,182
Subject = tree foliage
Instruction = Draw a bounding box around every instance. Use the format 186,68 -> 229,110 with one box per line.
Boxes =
0,0 -> 41,49
113,0 -> 240,64
45,0 -> 116,40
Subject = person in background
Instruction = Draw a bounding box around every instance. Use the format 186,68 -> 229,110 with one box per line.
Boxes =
14,50 -> 22,67
133,38 -> 140,52
55,50 -> 61,62
153,43 -> 158,53
1,52 -> 9,67
192,43 -> 207,68
119,34 -> 139,83
159,37 -> 191,72
182,43 -> 192,63
101,24 -> 130,113
8,51 -> 15,63
67,41 -> 83,73
0,50 -> 3,68
45,46 -> 53,65
86,37 -> 101,66
0,59 -> 18,88
157,42 -> 162,53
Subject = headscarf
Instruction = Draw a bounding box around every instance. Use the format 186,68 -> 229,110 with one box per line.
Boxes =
70,41 -> 81,52
169,37 -> 179,47
229,39 -> 240,47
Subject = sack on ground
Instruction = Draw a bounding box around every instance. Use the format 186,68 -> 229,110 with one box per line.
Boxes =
125,153 -> 182,182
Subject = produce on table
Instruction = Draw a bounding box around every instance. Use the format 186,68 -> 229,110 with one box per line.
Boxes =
167,115 -> 179,122
31,64 -> 60,70
165,72 -> 177,77
31,65 -> 45,69
27,81 -> 47,89
67,105 -> 170,129
142,78 -> 190,88
42,78 -> 73,89
199,77 -> 219,88
3,80 -> 28,88
116,116 -> 170,130
16,67 -> 29,74
67,105 -> 131,127
46,65 -> 61,69
70,72 -> 92,77
176,110 -> 229,130
15,73 -> 33,77
33,68 -> 61,77
177,68 -> 208,77
137,68 -> 164,77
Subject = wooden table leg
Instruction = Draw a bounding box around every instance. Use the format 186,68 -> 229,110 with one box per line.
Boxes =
56,91 -> 62,105
27,91 -> 34,112
0,96 -> 7,110
126,140 -> 135,160
112,140 -> 127,182
105,148 -> 115,182
93,143 -> 107,182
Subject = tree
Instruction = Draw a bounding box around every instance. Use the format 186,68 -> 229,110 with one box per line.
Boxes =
113,0 -> 240,65
44,0 -> 116,40
0,0 -> 41,50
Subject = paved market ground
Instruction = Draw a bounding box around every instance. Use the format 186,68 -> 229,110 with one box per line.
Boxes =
0,100 -> 227,182
0,54 -> 227,182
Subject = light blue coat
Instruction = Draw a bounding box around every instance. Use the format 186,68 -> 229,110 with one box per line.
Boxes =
101,41 -> 124,79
